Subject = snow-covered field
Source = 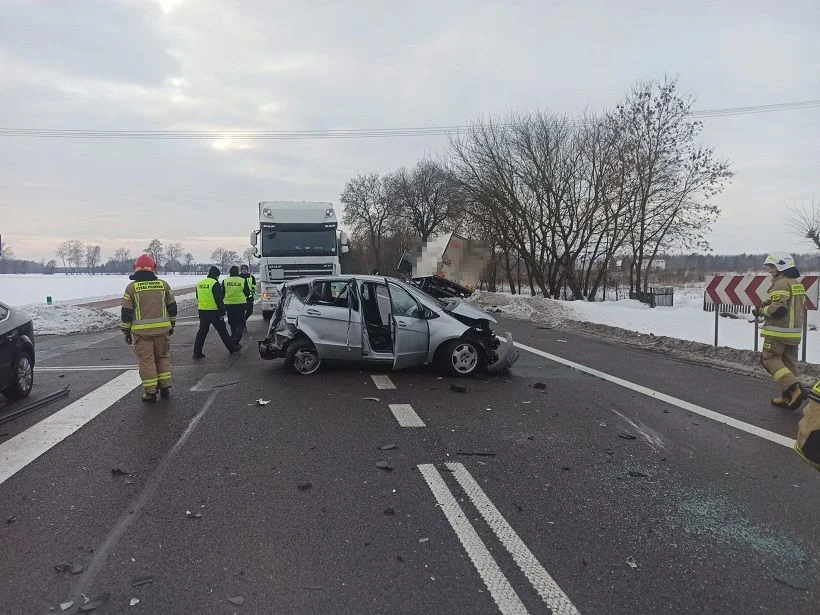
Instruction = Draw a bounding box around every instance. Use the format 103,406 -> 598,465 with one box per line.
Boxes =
0,274 -> 201,335
0,274 -> 202,307
474,284 -> 820,364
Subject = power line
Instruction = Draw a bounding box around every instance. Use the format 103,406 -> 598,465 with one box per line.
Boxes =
0,99 -> 817,140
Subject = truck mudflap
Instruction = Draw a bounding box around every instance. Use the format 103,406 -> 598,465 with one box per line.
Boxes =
486,332 -> 519,373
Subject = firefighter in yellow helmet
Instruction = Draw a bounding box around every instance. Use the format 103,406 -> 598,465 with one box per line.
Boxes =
121,254 -> 177,402
753,253 -> 806,410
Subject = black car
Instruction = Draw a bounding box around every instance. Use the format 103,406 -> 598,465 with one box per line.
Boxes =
0,301 -> 35,400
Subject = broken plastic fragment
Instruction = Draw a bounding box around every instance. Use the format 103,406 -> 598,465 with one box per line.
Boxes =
375,461 -> 393,471
298,482 -> 312,491
363,397 -> 380,402
111,468 -> 135,476
256,399 -> 270,405
533,382 -> 547,390
628,471 -> 649,478
130,598 -> 140,606
7,515 -> 15,523
626,556 -> 638,569
71,563 -> 84,574
79,593 -> 109,612
378,443 -> 397,451
618,432 -> 637,440
383,507 -> 395,515
772,573 -> 808,590
449,383 -> 467,393
419,537 -> 429,543
59,602 -> 74,611
130,576 -> 154,588
186,510 -> 203,519
227,596 -> 245,606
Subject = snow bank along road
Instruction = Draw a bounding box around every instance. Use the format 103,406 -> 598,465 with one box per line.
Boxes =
0,308 -> 817,614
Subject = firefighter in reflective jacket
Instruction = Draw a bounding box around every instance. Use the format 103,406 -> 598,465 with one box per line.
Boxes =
121,254 -> 177,402
753,253 -> 807,410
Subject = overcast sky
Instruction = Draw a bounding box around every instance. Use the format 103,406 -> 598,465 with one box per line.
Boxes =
1,0 -> 818,263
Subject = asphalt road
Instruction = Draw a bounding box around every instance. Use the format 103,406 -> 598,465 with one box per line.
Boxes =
0,307 -> 817,614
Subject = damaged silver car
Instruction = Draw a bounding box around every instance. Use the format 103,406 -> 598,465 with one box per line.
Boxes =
258,275 -> 519,376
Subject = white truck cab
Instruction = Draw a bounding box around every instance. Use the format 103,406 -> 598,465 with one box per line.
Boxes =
250,201 -> 349,319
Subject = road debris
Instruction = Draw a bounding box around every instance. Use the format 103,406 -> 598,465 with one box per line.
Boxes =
227,596 -> 245,606
303,585 -> 322,591
618,432 -> 637,440
59,602 -> 74,611
383,507 -> 396,515
456,451 -> 496,457
79,593 -> 110,612
449,383 -> 467,393
378,443 -> 397,450
54,562 -> 84,575
419,537 -> 429,543
255,399 -> 270,405
185,510 -> 203,519
130,576 -> 154,588
129,598 -> 140,606
533,382 -> 547,390
298,482 -> 312,491
772,574 -> 809,590
363,397 -> 380,402
628,471 -> 650,478
111,467 -> 135,476
375,461 -> 394,471
6,515 -> 15,524
626,556 -> 638,569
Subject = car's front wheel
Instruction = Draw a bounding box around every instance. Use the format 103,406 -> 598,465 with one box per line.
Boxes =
285,339 -> 322,375
4,350 -> 34,400
438,339 -> 482,377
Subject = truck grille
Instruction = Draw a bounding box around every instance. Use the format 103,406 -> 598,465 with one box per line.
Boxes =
268,263 -> 334,280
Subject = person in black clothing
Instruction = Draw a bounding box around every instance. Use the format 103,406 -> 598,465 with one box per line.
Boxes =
240,263 -> 257,330
193,266 -> 241,359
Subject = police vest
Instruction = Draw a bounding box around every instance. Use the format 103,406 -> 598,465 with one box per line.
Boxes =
223,276 -> 247,305
197,278 -> 218,311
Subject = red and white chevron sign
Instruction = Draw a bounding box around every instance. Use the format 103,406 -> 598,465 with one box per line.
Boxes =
704,275 -> 820,310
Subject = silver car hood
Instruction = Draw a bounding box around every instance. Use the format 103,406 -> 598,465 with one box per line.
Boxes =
442,299 -> 497,324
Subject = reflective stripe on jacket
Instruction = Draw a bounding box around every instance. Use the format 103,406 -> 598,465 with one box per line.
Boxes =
761,276 -> 805,344
197,278 -> 219,311
121,278 -> 175,334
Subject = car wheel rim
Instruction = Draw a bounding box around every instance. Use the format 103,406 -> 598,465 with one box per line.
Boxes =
17,356 -> 33,392
451,343 -> 478,374
293,349 -> 319,374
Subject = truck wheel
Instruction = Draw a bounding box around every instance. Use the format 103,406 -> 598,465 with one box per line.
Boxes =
262,310 -> 273,321
438,339 -> 482,377
4,350 -> 34,400
285,339 -> 322,375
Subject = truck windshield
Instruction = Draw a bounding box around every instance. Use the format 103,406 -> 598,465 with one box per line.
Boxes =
261,229 -> 337,257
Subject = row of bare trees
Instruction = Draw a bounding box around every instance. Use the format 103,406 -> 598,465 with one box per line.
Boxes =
341,77 -> 733,300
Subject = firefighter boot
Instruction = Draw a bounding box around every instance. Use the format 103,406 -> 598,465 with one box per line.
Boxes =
141,390 -> 158,403
771,395 -> 789,407
785,383 -> 807,410
159,387 -> 171,399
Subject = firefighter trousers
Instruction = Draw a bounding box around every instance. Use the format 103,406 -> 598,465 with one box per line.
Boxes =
761,338 -> 800,391
226,305 -> 246,344
134,332 -> 172,393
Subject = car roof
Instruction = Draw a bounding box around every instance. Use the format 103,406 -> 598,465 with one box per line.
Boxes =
283,275 -> 404,286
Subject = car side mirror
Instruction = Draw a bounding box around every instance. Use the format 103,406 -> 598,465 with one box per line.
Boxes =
423,308 -> 438,320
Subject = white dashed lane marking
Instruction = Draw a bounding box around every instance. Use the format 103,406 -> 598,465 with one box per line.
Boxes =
388,403 -> 426,427
371,374 -> 396,390
418,464 -> 528,615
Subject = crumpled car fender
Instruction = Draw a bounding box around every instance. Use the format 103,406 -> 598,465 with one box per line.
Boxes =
486,332 -> 519,373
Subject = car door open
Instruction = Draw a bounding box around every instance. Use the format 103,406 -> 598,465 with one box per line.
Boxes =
387,281 -> 429,369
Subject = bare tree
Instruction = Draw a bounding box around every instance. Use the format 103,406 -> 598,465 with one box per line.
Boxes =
243,247 -> 257,268
85,245 -> 102,274
211,248 -> 239,272
612,77 -> 732,295
165,242 -> 183,273
787,198 -> 820,249
45,259 -> 57,275
340,173 -> 397,273
55,241 -> 70,270
390,159 -> 462,243
145,239 -> 165,268
0,237 -> 12,260
184,252 -> 195,273
66,240 -> 85,273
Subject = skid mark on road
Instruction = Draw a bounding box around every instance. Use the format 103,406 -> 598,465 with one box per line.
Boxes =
371,374 -> 396,390
510,340 -> 796,449
0,370 -> 140,485
388,403 -> 426,427
418,464 -> 528,614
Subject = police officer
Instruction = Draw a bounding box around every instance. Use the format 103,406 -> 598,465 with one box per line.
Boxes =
121,254 -> 177,402
753,253 -> 807,409
223,265 -> 251,344
193,266 -> 240,359
240,263 -> 257,330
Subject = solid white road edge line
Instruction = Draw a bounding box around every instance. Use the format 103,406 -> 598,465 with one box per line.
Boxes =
417,464 -> 528,615
388,403 -> 426,427
448,462 -> 581,615
37,365 -> 135,372
0,370 -> 140,485
371,374 -> 396,390
507,339 -> 795,448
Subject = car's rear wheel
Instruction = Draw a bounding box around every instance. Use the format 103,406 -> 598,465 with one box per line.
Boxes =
4,350 -> 34,400
285,339 -> 321,375
438,339 -> 482,377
